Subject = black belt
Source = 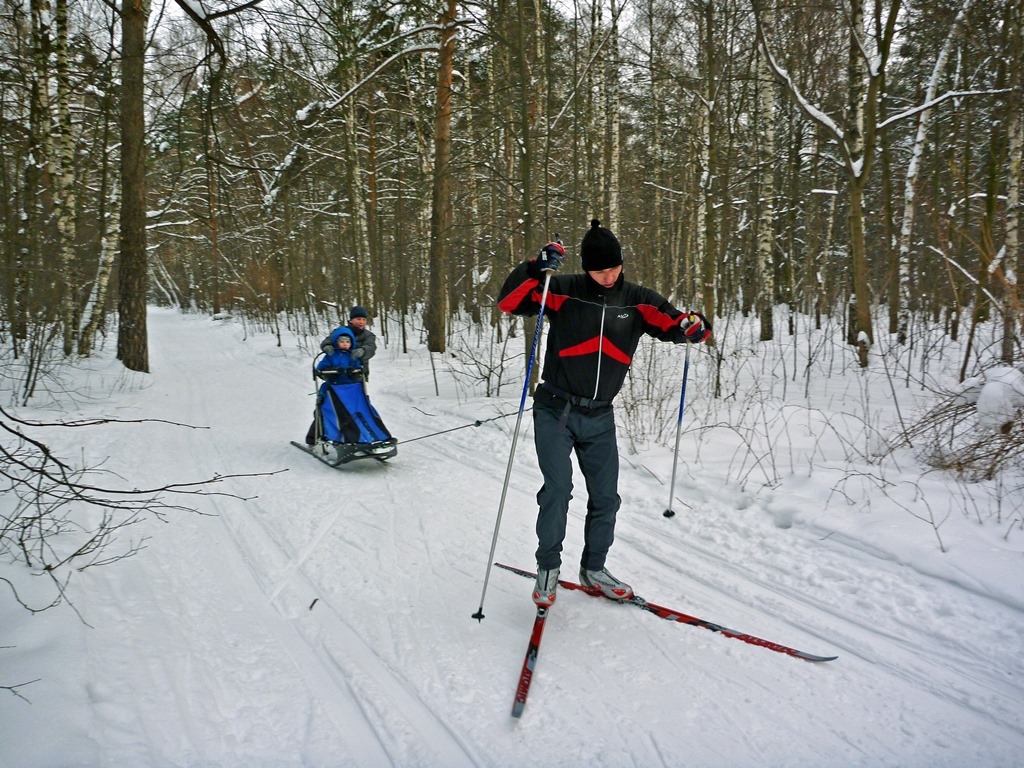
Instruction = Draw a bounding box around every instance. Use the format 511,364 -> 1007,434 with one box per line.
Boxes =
539,382 -> 613,410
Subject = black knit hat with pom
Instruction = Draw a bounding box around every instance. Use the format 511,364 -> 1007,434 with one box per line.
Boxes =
580,219 -> 623,272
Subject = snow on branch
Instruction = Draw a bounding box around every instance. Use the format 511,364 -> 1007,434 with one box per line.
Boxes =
927,245 -> 1003,310
751,8 -> 844,147
879,89 -> 1008,131
265,35 -> 447,207
320,44 -> 439,117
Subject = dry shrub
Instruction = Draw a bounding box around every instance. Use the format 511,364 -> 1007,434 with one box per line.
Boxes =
908,380 -> 1024,481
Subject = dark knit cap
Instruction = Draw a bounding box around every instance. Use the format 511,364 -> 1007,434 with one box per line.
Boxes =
349,305 -> 368,320
580,219 -> 623,272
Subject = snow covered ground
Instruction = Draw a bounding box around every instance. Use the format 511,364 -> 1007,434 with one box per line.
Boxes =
2,307 -> 1023,767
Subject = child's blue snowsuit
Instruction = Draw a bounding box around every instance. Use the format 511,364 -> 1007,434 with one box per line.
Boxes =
316,327 -> 363,383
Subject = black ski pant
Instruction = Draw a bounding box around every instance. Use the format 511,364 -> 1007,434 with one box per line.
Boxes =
532,395 -> 621,573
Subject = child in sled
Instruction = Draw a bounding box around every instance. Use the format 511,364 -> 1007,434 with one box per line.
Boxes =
299,325 -> 397,462
316,326 -> 364,383
304,327 -> 363,444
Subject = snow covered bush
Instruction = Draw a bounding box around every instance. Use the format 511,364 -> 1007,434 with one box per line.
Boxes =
910,366 -> 1024,480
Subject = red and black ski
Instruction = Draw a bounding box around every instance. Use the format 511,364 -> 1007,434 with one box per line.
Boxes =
511,606 -> 549,718
496,562 -> 837,663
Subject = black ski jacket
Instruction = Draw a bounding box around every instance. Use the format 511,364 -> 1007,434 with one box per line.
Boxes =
498,261 -> 695,403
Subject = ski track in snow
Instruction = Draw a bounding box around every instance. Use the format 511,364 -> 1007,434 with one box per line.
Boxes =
163,324 -> 481,767
616,494 -> 1024,745
3,308 -> 1023,768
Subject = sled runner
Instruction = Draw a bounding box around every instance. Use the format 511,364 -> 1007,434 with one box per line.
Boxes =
298,363 -> 397,467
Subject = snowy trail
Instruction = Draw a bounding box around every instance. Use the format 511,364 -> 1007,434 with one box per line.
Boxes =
151,313 -> 1024,765
398,373 -> 1024,764
4,308 -> 1024,768
612,486 -> 1024,735
145,314 -> 483,767
650,502 -> 1022,752
390,396 -> 1024,765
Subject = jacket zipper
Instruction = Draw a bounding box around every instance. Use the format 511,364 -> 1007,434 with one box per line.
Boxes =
593,297 -> 606,400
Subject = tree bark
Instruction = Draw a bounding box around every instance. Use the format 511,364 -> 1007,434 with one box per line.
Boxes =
79,189 -> 119,357
54,0 -> 78,356
754,0 -> 901,363
203,58 -> 222,316
642,0 -> 666,292
1001,0 -> 1023,364
78,61 -> 118,357
844,0 -> 872,349
117,0 -> 150,372
896,0 -> 976,344
756,2 -> 776,342
425,0 -> 456,354
606,0 -> 621,225
699,0 -> 718,328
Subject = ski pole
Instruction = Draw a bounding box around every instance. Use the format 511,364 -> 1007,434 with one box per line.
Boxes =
663,340 -> 692,518
473,269 -> 555,621
312,358 -> 324,444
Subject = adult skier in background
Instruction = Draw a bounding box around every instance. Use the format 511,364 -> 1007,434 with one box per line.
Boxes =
498,219 -> 712,607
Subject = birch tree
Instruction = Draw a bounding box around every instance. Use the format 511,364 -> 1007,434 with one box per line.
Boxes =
755,0 -> 776,341
894,0 -> 976,344
754,0 -> 901,364
696,0 -> 720,326
999,0 -> 1022,364
640,0 -> 666,289
53,0 -> 77,356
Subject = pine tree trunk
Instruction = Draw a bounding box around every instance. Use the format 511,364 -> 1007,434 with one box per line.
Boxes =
426,0 -> 456,354
755,10 -> 776,342
203,64 -> 222,316
117,0 -> 150,373
17,0 -> 53,348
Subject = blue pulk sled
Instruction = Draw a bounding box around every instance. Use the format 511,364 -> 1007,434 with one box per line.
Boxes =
292,359 -> 397,466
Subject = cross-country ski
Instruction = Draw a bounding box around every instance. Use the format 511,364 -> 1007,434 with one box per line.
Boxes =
496,563 -> 838,664
511,607 -> 549,718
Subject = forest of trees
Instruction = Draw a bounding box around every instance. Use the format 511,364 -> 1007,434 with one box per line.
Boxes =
1,0 -> 1022,399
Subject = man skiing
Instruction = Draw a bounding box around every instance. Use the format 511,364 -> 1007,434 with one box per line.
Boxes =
498,219 -> 711,607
